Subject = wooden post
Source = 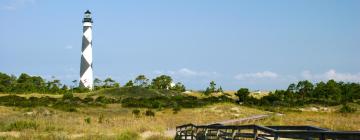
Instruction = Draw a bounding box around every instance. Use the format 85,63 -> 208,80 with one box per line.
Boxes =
254,128 -> 258,139
191,130 -> 194,140
274,134 -> 279,140
319,133 -> 325,140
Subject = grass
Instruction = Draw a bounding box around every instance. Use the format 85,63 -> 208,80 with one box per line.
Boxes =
244,106 -> 360,131
5,120 -> 39,131
117,130 -> 140,140
0,93 -> 63,99
0,91 -> 359,139
90,87 -> 181,99
0,102 -> 266,139
184,90 -> 269,100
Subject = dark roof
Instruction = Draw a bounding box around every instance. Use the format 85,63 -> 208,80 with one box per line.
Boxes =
85,10 -> 91,14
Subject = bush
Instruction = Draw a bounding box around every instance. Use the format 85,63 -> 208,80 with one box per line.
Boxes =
172,106 -> 181,114
53,101 -> 77,112
84,117 -> 91,124
339,104 -> 357,113
145,110 -> 155,117
132,109 -> 141,117
6,120 -> 39,131
83,97 -> 94,103
95,96 -> 118,104
146,134 -> 171,140
98,114 -> 104,123
117,130 -> 140,140
62,92 -> 73,100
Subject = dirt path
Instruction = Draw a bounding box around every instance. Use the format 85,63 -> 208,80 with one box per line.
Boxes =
163,114 -> 275,138
206,114 -> 270,125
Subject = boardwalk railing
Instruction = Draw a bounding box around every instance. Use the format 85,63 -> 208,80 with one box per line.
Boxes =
175,123 -> 360,140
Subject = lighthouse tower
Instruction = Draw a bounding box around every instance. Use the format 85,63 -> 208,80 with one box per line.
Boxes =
79,10 -> 94,89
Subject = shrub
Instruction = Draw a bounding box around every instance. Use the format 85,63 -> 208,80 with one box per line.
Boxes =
98,114 -> 104,123
62,92 -> 73,100
84,117 -> 91,124
145,110 -> 155,117
172,106 -> 181,114
132,109 -> 141,117
95,96 -> 118,104
83,97 -> 94,103
117,130 -> 140,140
53,102 -> 77,112
339,104 -> 357,113
6,120 -> 39,131
146,134 -> 172,140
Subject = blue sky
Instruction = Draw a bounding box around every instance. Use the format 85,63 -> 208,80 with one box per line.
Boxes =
0,0 -> 360,90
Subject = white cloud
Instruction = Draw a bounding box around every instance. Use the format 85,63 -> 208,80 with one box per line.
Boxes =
234,71 -> 278,80
153,68 -> 219,78
301,69 -> 360,82
2,0 -> 35,11
65,45 -> 73,49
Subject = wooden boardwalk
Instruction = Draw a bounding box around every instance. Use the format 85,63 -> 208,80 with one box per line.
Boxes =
166,114 -> 272,137
175,123 -> 360,140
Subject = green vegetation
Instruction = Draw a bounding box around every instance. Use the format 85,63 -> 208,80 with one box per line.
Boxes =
117,130 -> 140,140
0,72 -> 88,94
132,109 -> 141,117
0,103 -> 264,139
339,104 -> 357,113
84,117 -> 91,124
235,80 -> 360,108
0,71 -> 359,139
204,81 -> 223,95
6,120 -> 39,131
145,110 -> 155,117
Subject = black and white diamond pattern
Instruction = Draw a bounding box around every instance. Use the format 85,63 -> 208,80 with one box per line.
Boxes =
80,22 -> 93,89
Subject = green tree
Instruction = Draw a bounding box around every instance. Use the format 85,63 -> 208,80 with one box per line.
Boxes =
113,82 -> 120,88
204,81 -> 217,95
217,86 -> 224,93
93,78 -> 103,90
61,85 -> 69,92
296,80 -> 314,99
151,75 -> 172,90
47,79 -> 62,93
313,81 -> 327,99
134,75 -> 149,87
235,88 -> 250,102
209,81 -> 216,92
124,80 -> 134,87
287,83 -> 296,93
171,82 -> 186,92
15,73 -> 46,93
0,72 -> 13,92
103,77 -> 115,88
326,80 -> 342,102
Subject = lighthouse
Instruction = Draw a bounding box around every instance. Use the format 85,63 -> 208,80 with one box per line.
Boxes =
79,10 -> 94,89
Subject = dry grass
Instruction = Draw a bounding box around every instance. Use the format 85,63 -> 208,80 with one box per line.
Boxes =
247,111 -> 360,131
184,90 -> 269,100
183,91 -> 238,99
0,103 -> 265,139
0,93 -> 63,98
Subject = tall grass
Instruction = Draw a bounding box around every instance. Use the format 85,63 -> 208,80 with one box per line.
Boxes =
117,130 -> 140,140
6,120 -> 38,131
0,103 -> 266,139
253,111 -> 360,131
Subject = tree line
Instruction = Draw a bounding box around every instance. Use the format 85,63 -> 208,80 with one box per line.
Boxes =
235,80 -> 360,107
0,72 -> 186,94
121,74 -> 186,92
1,72 -> 359,108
